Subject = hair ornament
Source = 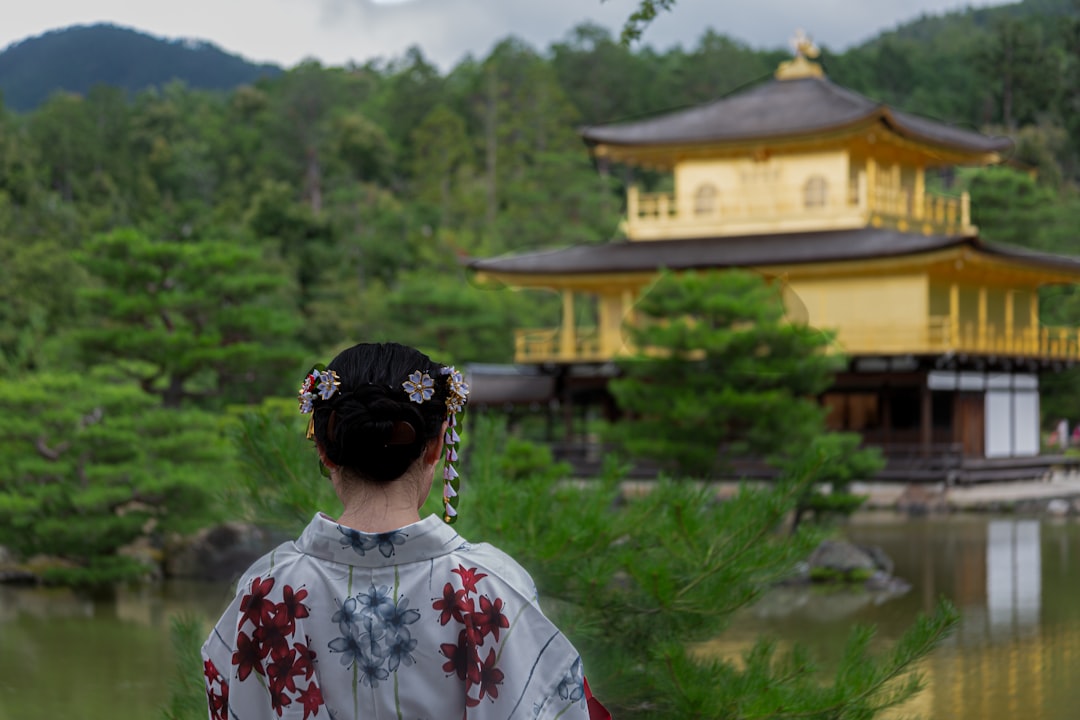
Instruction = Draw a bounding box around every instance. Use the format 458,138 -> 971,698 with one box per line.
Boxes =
438,366 -> 470,524
299,365 -> 340,414
402,371 -> 435,404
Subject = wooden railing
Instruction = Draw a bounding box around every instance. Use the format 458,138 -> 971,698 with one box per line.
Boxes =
514,328 -> 605,363
515,318 -> 1080,364
924,316 -> 1080,359
625,182 -> 972,239
868,186 -> 970,235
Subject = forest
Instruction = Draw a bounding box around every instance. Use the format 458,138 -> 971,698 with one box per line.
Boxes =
3,0 -> 1080,583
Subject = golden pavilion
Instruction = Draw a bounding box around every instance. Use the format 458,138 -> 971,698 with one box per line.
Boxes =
468,36 -> 1080,481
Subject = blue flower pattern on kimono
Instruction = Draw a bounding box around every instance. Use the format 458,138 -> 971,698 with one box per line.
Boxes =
328,584 -> 421,687
336,525 -> 408,558
557,657 -> 586,706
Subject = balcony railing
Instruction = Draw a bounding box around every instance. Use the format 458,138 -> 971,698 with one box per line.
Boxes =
513,318 -> 1080,364
514,328 -> 604,363
624,182 -> 972,240
924,317 -> 1080,359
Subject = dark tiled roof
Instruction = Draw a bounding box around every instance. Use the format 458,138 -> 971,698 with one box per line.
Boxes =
464,365 -> 556,405
581,77 -> 1012,155
467,229 -> 1080,277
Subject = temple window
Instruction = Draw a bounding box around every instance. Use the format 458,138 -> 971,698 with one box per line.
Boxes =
804,175 -> 828,209
693,183 -> 718,216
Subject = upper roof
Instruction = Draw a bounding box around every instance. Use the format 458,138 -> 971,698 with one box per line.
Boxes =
580,76 -> 1012,156
467,228 -> 1080,279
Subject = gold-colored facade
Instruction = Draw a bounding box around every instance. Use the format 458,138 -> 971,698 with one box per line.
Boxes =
475,52 -> 1080,368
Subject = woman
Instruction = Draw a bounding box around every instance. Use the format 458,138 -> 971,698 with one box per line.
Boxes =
202,342 -> 608,719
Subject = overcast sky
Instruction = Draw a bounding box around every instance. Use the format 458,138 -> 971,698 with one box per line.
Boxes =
3,0 -> 1009,69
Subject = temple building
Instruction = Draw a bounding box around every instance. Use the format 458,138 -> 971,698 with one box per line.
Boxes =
468,35 -> 1080,482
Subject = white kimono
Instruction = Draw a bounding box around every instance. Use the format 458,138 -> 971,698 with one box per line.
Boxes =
202,513 -> 595,720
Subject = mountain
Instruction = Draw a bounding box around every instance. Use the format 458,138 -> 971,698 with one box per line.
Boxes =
0,24 -> 281,112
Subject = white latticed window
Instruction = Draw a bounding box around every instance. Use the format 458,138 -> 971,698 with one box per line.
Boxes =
693,183 -> 718,216
803,175 -> 828,209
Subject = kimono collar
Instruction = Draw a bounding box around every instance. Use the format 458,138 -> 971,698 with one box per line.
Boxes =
294,512 -> 467,567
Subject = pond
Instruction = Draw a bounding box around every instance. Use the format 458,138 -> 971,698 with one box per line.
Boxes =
2,514 -> 1079,719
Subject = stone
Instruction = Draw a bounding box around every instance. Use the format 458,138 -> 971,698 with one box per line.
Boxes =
895,484 -> 946,516
117,537 -> 165,581
1046,499 -> 1070,516
165,522 -> 288,582
807,539 -> 878,578
858,544 -> 895,576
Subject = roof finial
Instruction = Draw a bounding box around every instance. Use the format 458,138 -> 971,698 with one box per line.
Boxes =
776,28 -> 824,80
790,29 -> 819,60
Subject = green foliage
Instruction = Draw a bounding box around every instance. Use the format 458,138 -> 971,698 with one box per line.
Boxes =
168,410 -> 954,718
460,420 -> 956,718
224,402 -> 341,533
0,368 -> 232,584
609,270 -> 841,476
77,227 -> 302,407
0,24 -> 281,112
620,0 -> 679,45
965,166 -> 1056,248
161,615 -> 212,720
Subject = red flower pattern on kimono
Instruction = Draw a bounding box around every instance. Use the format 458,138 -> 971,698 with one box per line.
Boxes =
240,576 -> 277,628
434,566 -> 507,710
204,658 -> 230,720
225,578 -> 324,719
474,595 -> 509,643
298,683 -> 324,720
452,564 -> 488,593
434,582 -> 471,626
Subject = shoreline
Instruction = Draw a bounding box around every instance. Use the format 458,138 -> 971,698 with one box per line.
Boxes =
851,469 -> 1080,515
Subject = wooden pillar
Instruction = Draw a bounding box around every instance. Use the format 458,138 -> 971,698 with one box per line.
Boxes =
621,289 -> 634,355
977,286 -> 988,351
867,158 -> 878,211
921,381 -> 933,457
949,283 -> 960,348
961,192 -> 971,230
560,289 -> 575,360
914,167 -> 926,221
1005,290 -> 1015,353
562,383 -> 575,444
1029,292 -> 1039,354
882,387 -> 893,447
597,293 -> 609,356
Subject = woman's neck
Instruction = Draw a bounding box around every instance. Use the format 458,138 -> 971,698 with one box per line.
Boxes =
332,471 -> 424,533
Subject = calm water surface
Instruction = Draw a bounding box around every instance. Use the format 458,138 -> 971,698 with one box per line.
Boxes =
2,515 -> 1078,719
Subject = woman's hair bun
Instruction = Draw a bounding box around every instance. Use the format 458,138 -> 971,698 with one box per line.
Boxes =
311,343 -> 448,483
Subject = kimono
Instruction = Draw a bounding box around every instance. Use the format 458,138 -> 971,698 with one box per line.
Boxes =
202,513 -> 608,720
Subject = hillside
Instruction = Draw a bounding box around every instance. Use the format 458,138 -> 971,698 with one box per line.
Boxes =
0,24 -> 280,111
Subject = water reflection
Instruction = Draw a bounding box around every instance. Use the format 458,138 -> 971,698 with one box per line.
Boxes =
715,515 -> 1080,720
2,518 -> 1079,719
0,582 -> 230,720
986,520 -> 1040,638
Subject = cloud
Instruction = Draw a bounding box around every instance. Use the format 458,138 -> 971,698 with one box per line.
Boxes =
310,0 -> 1006,70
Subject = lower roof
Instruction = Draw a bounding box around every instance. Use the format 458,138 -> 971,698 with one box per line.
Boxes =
467,228 -> 1080,279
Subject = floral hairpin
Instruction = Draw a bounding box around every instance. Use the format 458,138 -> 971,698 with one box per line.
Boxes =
298,366 -> 341,414
299,365 -> 340,441
402,371 -> 434,404
439,366 -> 469,524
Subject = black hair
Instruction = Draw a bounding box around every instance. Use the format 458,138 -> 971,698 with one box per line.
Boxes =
311,342 -> 448,483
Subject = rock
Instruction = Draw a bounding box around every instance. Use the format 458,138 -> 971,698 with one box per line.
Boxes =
0,551 -> 37,584
165,523 -> 288,582
117,537 -> 165,580
1046,499 -> 1070,516
858,544 -> 895,576
895,484 -> 946,516
807,539 -> 878,580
